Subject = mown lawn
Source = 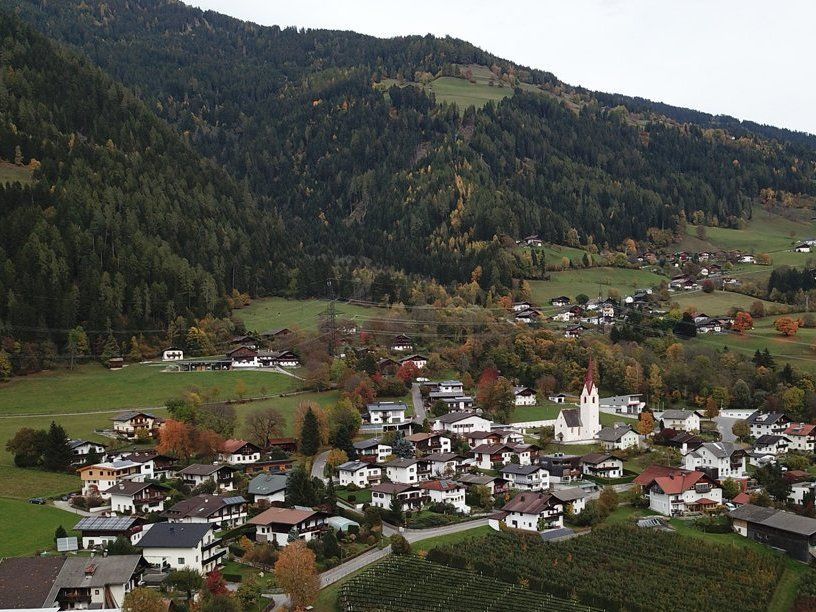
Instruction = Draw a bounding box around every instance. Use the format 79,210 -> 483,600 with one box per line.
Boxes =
0,363 -> 299,415
670,290 -> 782,317
411,525 -> 494,554
235,297 -> 375,333
529,267 -> 665,306
509,403 -> 560,422
685,207 -> 814,254
0,497 -> 79,556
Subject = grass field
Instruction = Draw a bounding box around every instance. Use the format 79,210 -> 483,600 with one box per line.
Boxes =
0,161 -> 34,185
235,297 -> 375,333
530,267 -> 665,305
0,497 -> 79,556
0,363 -> 299,415
670,290 -> 781,316
509,403 -> 560,422
685,207 -> 814,254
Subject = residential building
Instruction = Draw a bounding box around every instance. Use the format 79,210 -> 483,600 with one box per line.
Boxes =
682,442 -> 747,480
432,411 -> 492,435
659,409 -> 701,433
746,411 -> 791,438
419,480 -> 469,513
67,439 -> 106,465
162,348 -> 184,361
600,394 -> 645,415
502,492 -> 564,531
78,461 -> 142,497
472,443 -> 524,470
337,461 -> 382,487
362,401 -> 413,433
753,434 -> 791,457
513,386 -> 537,406
111,411 -> 164,439
390,334 -> 414,352
728,504 -> 816,563
137,522 -> 224,573
422,452 -> 462,478
399,354 -> 429,369
539,454 -> 582,483
783,423 -> 816,453
581,453 -> 624,479
177,464 -> 236,491
73,515 -> 144,550
107,481 -> 168,515
219,439 -> 262,465
551,487 -> 589,516
635,466 -> 722,516
164,495 -> 248,529
116,450 -> 176,481
247,473 -> 288,503
550,296 -> 571,308
456,473 -> 509,496
405,432 -> 452,455
598,425 -> 640,450
370,483 -> 426,511
250,507 -> 327,546
500,464 -> 550,491
0,555 -> 146,610
384,458 -> 420,484
789,481 -> 816,507
353,437 -> 393,463
554,361 -> 601,443
437,380 -> 465,394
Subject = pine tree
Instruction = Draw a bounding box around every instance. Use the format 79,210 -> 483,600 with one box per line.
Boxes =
330,423 -> 356,459
300,407 -> 320,456
54,525 -> 67,542
42,421 -> 72,471
322,529 -> 341,559
285,464 -> 317,506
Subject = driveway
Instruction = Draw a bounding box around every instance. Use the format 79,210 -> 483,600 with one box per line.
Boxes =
319,518 -> 490,587
311,450 -> 330,483
714,415 -> 738,443
411,383 -> 426,423
53,500 -> 93,516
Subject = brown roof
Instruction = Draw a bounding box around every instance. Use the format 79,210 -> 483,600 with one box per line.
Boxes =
221,439 -> 259,454
249,506 -> 318,526
502,492 -> 557,514
103,481 -> 162,496
419,480 -> 463,492
471,443 -> 513,455
633,464 -> 690,486
652,471 -> 712,495
406,432 -> 439,442
164,495 -> 246,519
0,557 -> 65,608
581,453 -> 618,465
370,483 -> 414,495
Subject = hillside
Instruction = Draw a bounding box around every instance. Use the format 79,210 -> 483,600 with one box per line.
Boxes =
10,2 -> 816,275
0,10 -> 288,336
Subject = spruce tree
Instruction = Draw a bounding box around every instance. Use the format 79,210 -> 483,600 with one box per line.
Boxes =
42,421 -> 72,471
300,407 -> 320,456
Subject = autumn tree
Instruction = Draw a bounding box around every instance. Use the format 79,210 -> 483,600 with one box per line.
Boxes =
637,411 -> 655,436
194,429 -> 225,460
294,402 -> 329,446
396,360 -> 419,384
647,364 -> 663,408
274,540 -> 320,609
732,311 -> 754,333
66,326 -> 89,370
204,570 -> 229,597
731,420 -> 749,440
166,569 -> 203,601
774,316 -> 800,336
325,449 -> 349,474
157,419 -> 195,461
245,407 -> 284,448
122,588 -> 166,612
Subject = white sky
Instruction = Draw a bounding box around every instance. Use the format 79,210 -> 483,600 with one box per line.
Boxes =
185,1 -> 815,135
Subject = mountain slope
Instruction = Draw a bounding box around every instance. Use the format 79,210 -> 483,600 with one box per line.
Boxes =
0,10 -> 288,335
6,0 -> 816,296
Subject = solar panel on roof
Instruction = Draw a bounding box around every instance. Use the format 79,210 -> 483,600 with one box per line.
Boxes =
74,516 -> 136,530
221,496 -> 246,505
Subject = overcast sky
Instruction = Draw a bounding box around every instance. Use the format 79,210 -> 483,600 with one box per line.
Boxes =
185,1 -> 815,135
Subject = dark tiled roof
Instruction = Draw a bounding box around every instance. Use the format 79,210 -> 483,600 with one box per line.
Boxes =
502,492 -> 556,514
178,463 -> 234,476
164,495 -> 246,519
560,408 -> 581,428
247,473 -> 288,495
598,425 -> 634,442
137,522 -> 211,548
0,557 -> 65,608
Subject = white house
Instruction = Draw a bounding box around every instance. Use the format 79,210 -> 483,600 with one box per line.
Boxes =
363,402 -> 413,432
598,425 -> 640,450
554,361 -> 601,443
111,411 -> 164,440
581,453 -> 624,479
682,442 -> 747,480
218,439 -> 262,465
637,467 -> 722,516
73,515 -> 144,550
753,434 -> 791,457
247,473 -> 287,503
789,481 -> 816,506
390,334 -> 414,352
177,464 -> 236,491
513,386 -> 537,406
500,464 -> 550,491
422,452 -> 462,478
164,495 -> 248,529
405,432 -> 452,455
746,411 -> 791,438
437,380 -> 465,394
399,354 -> 428,369
370,483 -> 425,511
137,522 -> 224,574
600,394 -> 646,415
783,423 -> 816,452
551,487 -> 589,516
162,348 -> 184,361
249,507 -> 327,546
513,301 -> 535,312
471,443 -> 521,470
67,439 -> 107,466
106,481 -> 167,515
78,461 -> 142,497
502,492 -> 564,531
659,409 -> 701,433
353,437 -> 393,463
337,461 -> 382,487
419,480 -> 470,513
384,458 -> 420,484
432,411 -> 492,435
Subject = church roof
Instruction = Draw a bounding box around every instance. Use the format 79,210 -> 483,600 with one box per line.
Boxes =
560,408 -> 582,428
583,358 -> 596,393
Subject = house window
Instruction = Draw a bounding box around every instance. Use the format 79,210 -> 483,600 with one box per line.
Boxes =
178,558 -> 184,565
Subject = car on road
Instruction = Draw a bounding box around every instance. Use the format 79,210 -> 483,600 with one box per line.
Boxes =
28,497 -> 46,505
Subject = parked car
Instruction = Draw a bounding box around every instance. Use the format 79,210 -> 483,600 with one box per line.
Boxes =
28,497 -> 46,505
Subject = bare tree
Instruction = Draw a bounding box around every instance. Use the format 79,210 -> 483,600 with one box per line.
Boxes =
245,407 -> 285,448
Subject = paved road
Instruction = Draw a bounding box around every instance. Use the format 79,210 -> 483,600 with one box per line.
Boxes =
714,415 -> 738,443
311,450 -> 330,483
410,383 -> 426,423
53,500 -> 93,516
319,518 -> 490,587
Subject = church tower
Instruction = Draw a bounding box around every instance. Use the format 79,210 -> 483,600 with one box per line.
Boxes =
579,357 -> 600,438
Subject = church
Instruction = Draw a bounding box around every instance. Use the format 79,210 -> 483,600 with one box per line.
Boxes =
554,360 -> 601,443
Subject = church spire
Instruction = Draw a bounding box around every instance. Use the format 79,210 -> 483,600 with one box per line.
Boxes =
583,357 -> 596,393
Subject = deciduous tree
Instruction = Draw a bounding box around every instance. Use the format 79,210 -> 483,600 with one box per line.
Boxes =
274,540 -> 320,609
245,407 -> 284,448
122,588 -> 165,612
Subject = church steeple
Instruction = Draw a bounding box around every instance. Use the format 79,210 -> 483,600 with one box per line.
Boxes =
583,356 -> 597,394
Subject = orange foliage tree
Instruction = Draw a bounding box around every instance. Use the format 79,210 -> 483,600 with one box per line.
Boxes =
274,540 -> 320,609
774,316 -> 800,337
732,311 -> 754,334
157,419 -> 194,461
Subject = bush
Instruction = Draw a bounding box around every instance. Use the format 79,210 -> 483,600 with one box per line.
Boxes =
346,483 -> 359,492
347,494 -> 356,503
222,573 -> 243,583
390,534 -> 411,555
347,524 -> 360,535
228,543 -> 245,558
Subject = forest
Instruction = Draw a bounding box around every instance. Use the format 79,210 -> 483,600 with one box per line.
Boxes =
2,0 -> 816,349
